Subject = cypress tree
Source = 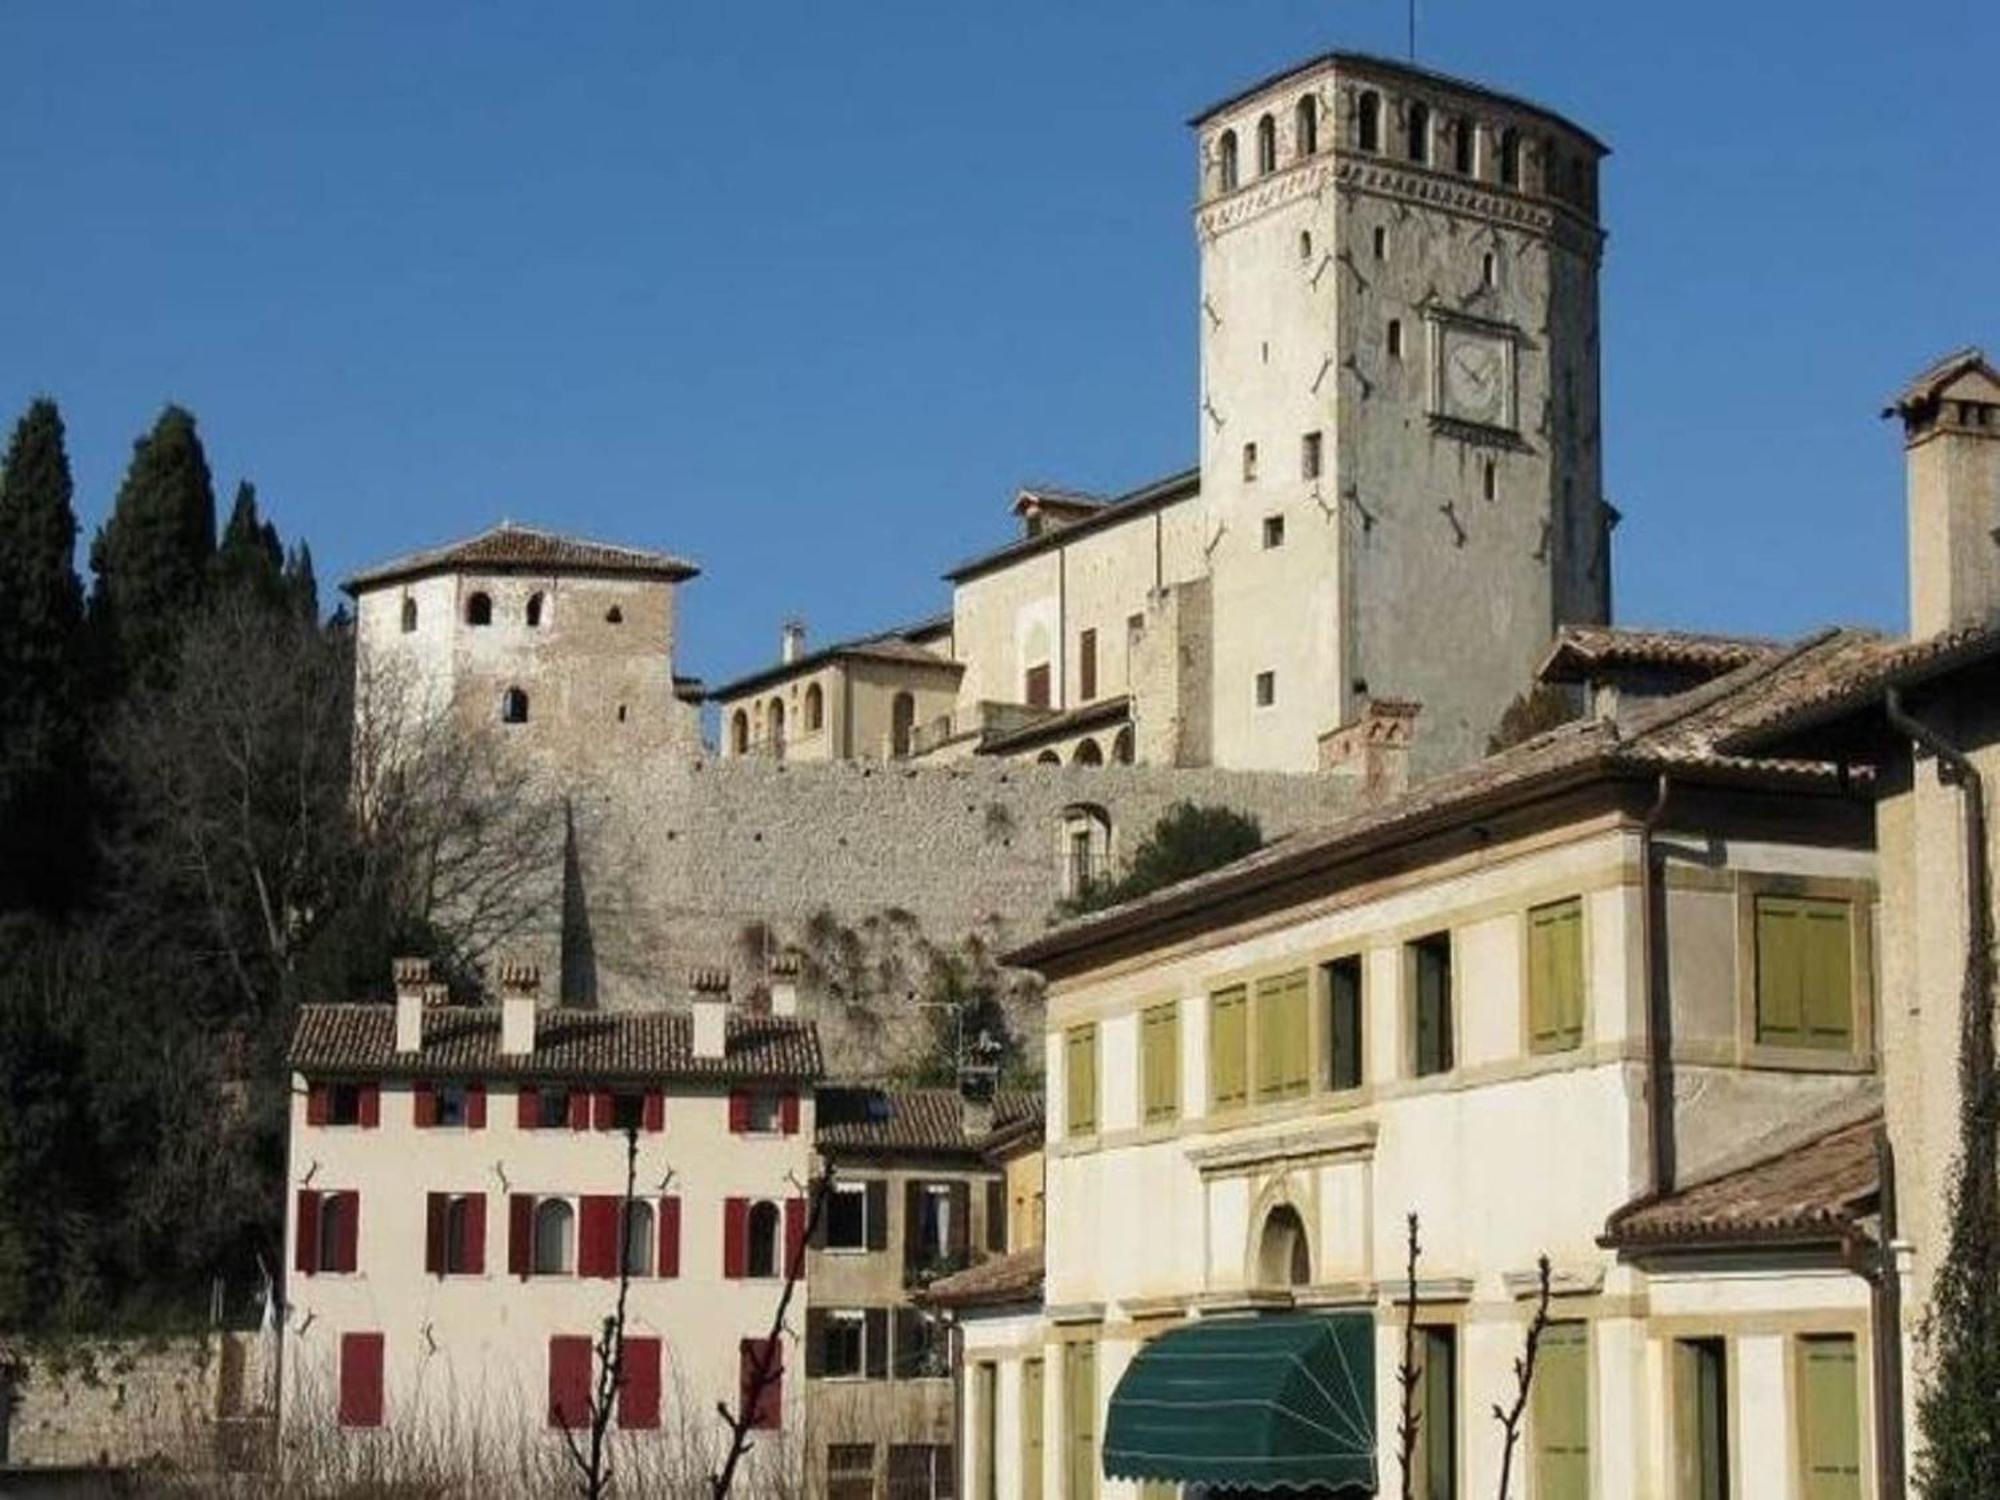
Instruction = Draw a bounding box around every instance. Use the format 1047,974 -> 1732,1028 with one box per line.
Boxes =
283,540 -> 320,623
212,481 -> 286,611
88,404 -> 217,689
0,399 -> 88,910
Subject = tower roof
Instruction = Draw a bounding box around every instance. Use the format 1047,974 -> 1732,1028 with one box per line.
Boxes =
1883,346 -> 1999,420
341,522 -> 699,595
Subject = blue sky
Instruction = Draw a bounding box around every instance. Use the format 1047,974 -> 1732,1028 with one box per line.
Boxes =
4,2 -> 1995,685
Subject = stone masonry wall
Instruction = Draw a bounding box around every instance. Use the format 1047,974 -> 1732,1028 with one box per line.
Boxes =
1,1334 -> 270,1470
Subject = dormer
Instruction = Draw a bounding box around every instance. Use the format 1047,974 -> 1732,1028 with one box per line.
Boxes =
1013,487 -> 1107,540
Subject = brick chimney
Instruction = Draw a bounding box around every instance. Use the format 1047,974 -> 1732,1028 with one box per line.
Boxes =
1889,348 -> 2000,636
393,957 -> 445,1055
769,951 -> 801,1019
497,958 -> 541,1057
690,966 -> 730,1060
780,619 -> 807,665
1318,698 -> 1421,803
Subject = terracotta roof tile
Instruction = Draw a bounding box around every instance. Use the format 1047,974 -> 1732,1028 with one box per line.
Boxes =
816,1088 -> 1043,1155
343,524 -> 698,593
289,1005 -> 822,1084
920,1245 -> 1045,1310
1601,1111 -> 1881,1250
1536,624 -> 1780,686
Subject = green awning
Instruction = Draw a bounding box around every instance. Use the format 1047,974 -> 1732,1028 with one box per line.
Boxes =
1103,1312 -> 1378,1493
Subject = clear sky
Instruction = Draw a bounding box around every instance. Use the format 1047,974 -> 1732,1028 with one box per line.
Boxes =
4,2 -> 1995,686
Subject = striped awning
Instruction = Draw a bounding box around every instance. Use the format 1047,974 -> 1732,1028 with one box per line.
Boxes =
1102,1312 -> 1378,1492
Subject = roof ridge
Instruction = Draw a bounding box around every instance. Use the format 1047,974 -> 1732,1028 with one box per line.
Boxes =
1616,626 -> 1851,747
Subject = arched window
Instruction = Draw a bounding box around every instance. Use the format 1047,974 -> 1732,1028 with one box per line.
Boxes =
1256,114 -> 1277,175
1072,739 -> 1103,767
890,692 -> 916,759
526,592 -> 545,628
1036,750 -> 1061,766
1060,803 -> 1113,898
1112,727 -> 1135,765
768,698 -> 786,758
1499,129 -> 1521,188
1356,90 -> 1382,153
533,1199 -> 574,1276
444,1195 -> 475,1275
746,1201 -> 780,1279
501,687 -> 529,725
1257,1204 -> 1312,1288
1454,116 -> 1476,175
604,604 -> 624,625
622,1201 -> 654,1279
317,1194 -> 348,1274
1217,130 -> 1239,191
731,709 -> 750,755
466,591 -> 493,627
1407,101 -> 1431,165
1295,95 -> 1318,157
804,682 -> 824,733
400,596 -> 418,634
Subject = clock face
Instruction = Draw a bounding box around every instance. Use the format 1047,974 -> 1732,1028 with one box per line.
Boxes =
1443,333 -> 1510,428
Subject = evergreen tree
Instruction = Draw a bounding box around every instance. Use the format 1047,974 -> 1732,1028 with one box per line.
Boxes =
283,540 -> 320,623
211,481 -> 286,611
88,404 -> 217,689
0,399 -> 88,910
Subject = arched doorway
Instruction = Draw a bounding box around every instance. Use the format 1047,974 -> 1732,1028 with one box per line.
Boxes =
1257,1203 -> 1312,1288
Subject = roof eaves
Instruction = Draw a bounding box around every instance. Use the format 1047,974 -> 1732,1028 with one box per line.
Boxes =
944,468 -> 1199,585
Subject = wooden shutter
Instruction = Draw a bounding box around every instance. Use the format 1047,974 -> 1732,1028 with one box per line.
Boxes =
780,1090 -> 801,1135
658,1196 -> 682,1277
903,1181 -> 924,1275
728,1088 -> 751,1133
357,1083 -> 380,1128
508,1194 -> 534,1277
463,1194 -> 487,1275
986,1179 -> 1008,1252
619,1336 -> 662,1430
785,1197 -> 807,1278
1797,1335 -> 1861,1500
548,1335 -> 592,1429
1674,1339 -> 1729,1500
337,1332 -> 384,1428
974,1362 -> 998,1500
424,1192 -> 446,1276
1021,1358 -> 1045,1500
1065,1025 -> 1096,1137
866,1308 -> 890,1380
1066,1342 -> 1096,1500
642,1090 -> 664,1133
740,1337 -> 782,1430
866,1180 -> 889,1251
1757,896 -> 1808,1045
1079,629 -> 1098,700
1800,903 -> 1854,1050
1210,987 -> 1247,1110
1529,899 -> 1584,1054
466,1082 -> 486,1130
1532,1321 -> 1589,1500
414,1080 -> 437,1128
591,1090 -> 614,1131
336,1191 -> 360,1273
804,1310 -> 829,1378
723,1197 -> 749,1278
1142,1003 -> 1178,1124
580,1196 -> 619,1278
1256,972 -> 1309,1100
567,1090 -> 590,1130
294,1189 -> 321,1274
948,1182 -> 972,1259
306,1083 -> 329,1126
1415,1328 -> 1456,1500
517,1087 -> 538,1130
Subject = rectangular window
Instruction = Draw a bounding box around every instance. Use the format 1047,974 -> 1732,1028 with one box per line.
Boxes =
822,1310 -> 867,1379
1141,1002 -> 1179,1125
1079,630 -> 1098,701
1065,1024 -> 1098,1138
1527,898 -> 1586,1054
1025,663 -> 1051,709
1673,1338 -> 1730,1500
610,1090 -> 645,1131
1022,1358 -> 1046,1500
1533,1322 -> 1590,1500
338,1332 -> 384,1429
1302,430 -> 1323,479
747,1091 -> 783,1133
1064,1341 -> 1097,1500
1414,1327 -> 1457,1500
1262,514 -> 1286,549
1242,442 -> 1259,482
1755,896 -> 1854,1050
974,1361 -> 998,1500
1326,956 -> 1364,1092
328,1082 -> 364,1126
1796,1334 -> 1861,1500
435,1082 -> 469,1127
1254,970 -> 1311,1103
536,1087 -> 572,1130
826,1182 -> 869,1251
1210,986 -> 1248,1111
1255,671 -> 1276,708
895,1305 -> 947,1380
888,1443 -> 956,1500
1410,933 -> 1455,1077
829,1443 -> 876,1500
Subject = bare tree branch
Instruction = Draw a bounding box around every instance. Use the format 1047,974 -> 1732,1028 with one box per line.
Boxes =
1397,1211 -> 1421,1500
1491,1255 -> 1553,1500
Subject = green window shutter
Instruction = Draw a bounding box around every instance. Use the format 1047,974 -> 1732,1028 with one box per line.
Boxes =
1756,897 -> 1806,1045
1797,1335 -> 1861,1500
1022,1358 -> 1045,1500
1142,1003 -> 1178,1124
1412,937 -> 1453,1077
1066,1026 -> 1097,1137
1210,988 -> 1247,1110
1530,899 -> 1585,1054
1066,1342 -> 1096,1500
1415,1327 -> 1457,1500
1327,957 -> 1364,1091
1532,1322 -> 1590,1500
1800,903 -> 1854,1050
1674,1340 -> 1729,1500
1254,972 -> 1310,1101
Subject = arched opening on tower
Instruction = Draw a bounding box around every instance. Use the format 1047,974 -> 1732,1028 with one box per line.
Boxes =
501,687 -> 529,725
1256,114 -> 1277,175
1295,94 -> 1318,157
1356,91 -> 1382,153
1218,129 -> 1239,191
526,591 -> 546,628
466,591 -> 493,627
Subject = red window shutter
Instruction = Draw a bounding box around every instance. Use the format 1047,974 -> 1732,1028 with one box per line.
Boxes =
424,1192 -> 446,1276
728,1088 -> 750,1133
338,1191 -> 361,1273
294,1189 -> 321,1274
466,1082 -> 487,1130
779,1091 -> 800,1136
508,1194 -> 534,1278
548,1335 -> 593,1429
618,1336 -> 662,1430
642,1090 -> 664,1133
338,1332 -> 384,1428
465,1194 -> 487,1274
517,1087 -> 538,1130
784,1197 -> 807,1279
579,1195 -> 619,1279
591,1090 -> 614,1131
357,1083 -> 380,1129
723,1197 -> 748,1278
658,1196 -> 682,1278
568,1091 -> 590,1131
413,1081 -> 437,1128
306,1083 -> 329,1127
740,1337 -> 782,1430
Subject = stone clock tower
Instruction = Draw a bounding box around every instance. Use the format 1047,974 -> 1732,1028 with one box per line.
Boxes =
1192,52 -> 1610,774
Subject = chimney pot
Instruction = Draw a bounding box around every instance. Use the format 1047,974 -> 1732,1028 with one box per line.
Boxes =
780,620 -> 807,665
769,950 -> 801,1019
1892,348 -> 2000,636
689,967 -> 730,1060
498,957 -> 542,1057
393,956 -> 434,1055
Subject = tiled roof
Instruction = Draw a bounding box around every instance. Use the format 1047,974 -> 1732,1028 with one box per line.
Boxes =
1601,1111 -> 1881,1251
978,695 -> 1133,756
1007,629 -> 1884,973
816,1088 -> 1043,1156
1886,346 -> 1993,417
289,1005 -> 823,1084
343,523 -> 699,593
1536,624 -> 1779,686
920,1246 -> 1045,1310
945,468 -> 1199,584
708,618 -> 961,701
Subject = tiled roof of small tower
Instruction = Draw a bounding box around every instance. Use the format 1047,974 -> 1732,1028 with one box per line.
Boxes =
815,1087 -> 1044,1155
1536,624 -> 1780,685
1884,345 -> 1994,418
342,523 -> 699,594
290,1005 -> 821,1083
